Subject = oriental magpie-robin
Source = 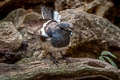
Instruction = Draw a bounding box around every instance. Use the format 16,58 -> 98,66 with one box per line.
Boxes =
25,6 -> 73,64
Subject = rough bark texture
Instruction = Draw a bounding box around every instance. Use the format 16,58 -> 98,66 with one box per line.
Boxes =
60,8 -> 120,58
0,21 -> 23,50
0,58 -> 119,80
55,0 -> 113,17
55,0 -> 120,27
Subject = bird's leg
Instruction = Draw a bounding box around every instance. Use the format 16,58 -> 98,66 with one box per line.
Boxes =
48,52 -> 59,65
59,51 -> 71,63
19,41 -> 28,51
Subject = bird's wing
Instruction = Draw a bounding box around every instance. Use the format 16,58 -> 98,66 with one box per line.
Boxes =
41,6 -> 54,20
53,11 -> 61,22
41,6 -> 61,22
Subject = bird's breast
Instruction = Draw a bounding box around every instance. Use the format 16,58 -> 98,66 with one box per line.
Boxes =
51,29 -> 70,48
40,39 -> 68,53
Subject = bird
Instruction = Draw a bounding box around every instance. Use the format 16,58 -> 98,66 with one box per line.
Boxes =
25,6 -> 73,64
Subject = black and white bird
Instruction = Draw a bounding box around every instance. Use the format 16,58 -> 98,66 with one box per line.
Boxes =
25,6 -> 73,63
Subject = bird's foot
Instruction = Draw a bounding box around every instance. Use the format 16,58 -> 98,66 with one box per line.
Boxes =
59,56 -> 71,64
59,52 -> 71,64
48,53 -> 59,66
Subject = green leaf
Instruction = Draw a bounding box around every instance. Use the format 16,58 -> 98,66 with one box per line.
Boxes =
99,56 -> 106,61
101,51 -> 117,59
103,56 -> 118,68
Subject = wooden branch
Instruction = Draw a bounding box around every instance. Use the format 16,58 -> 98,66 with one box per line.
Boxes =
0,58 -> 119,80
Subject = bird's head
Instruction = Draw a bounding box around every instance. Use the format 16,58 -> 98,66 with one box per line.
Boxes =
47,22 -> 73,48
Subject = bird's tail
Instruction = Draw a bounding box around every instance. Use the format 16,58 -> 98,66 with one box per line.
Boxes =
41,6 -> 61,22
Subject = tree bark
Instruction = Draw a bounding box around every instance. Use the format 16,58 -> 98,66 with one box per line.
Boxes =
0,58 -> 119,80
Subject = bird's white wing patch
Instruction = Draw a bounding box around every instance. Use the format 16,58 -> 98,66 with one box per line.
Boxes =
40,20 -> 52,37
54,11 -> 61,22
41,11 -> 45,19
